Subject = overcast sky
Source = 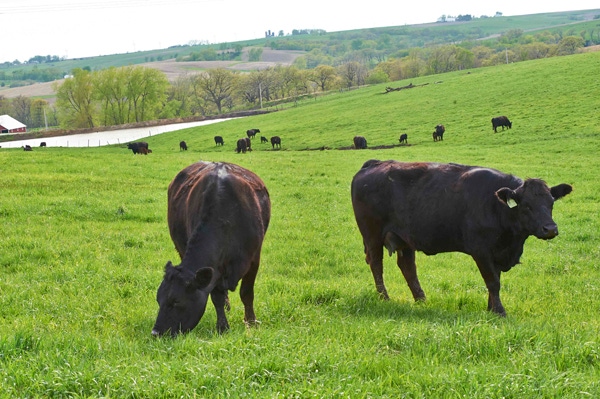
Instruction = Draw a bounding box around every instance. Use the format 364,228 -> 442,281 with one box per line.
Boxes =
2,0 -> 599,63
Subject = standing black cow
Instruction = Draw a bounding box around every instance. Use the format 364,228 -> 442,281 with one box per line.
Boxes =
22,145 -> 33,151
351,160 -> 572,316
180,141 -> 188,151
353,136 -> 367,149
270,136 -> 281,149
492,116 -> 512,133
152,161 -> 271,336
399,134 -> 408,144
246,129 -> 260,139
39,142 -> 47,147
433,124 -> 445,141
127,141 -> 149,154
214,136 -> 224,146
260,136 -> 268,143
236,138 -> 252,153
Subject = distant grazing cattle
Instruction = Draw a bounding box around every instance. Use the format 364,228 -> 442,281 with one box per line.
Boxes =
353,136 -> 367,149
236,137 -> 252,153
270,136 -> 281,149
39,142 -> 47,147
433,124 -> 445,141
351,160 -> 572,316
260,136 -> 268,143
151,161 -> 271,336
492,116 -> 512,133
214,136 -> 224,146
246,129 -> 260,139
127,141 -> 149,154
23,145 -> 32,151
399,134 -> 408,144
179,141 -> 188,151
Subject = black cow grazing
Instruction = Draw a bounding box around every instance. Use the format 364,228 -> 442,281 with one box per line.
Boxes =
399,134 -> 408,144
127,141 -> 149,154
23,145 -> 33,151
351,160 -> 572,316
260,136 -> 268,143
270,136 -> 281,149
433,124 -> 445,141
246,129 -> 260,139
152,161 -> 271,336
236,137 -> 252,153
39,142 -> 47,147
179,141 -> 188,151
214,136 -> 224,146
353,136 -> 367,149
492,116 -> 512,133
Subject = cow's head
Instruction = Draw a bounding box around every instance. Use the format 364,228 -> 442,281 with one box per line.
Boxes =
151,262 -> 213,337
496,179 -> 572,240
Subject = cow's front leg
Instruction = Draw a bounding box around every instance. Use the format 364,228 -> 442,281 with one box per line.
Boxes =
473,256 -> 506,316
211,288 -> 230,333
397,249 -> 426,301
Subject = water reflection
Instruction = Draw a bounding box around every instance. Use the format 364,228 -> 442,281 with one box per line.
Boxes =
1,119 -> 231,149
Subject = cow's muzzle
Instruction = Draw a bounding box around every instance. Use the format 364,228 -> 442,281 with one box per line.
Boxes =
539,224 -> 559,240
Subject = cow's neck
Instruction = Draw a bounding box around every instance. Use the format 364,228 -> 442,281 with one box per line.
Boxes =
492,227 -> 529,272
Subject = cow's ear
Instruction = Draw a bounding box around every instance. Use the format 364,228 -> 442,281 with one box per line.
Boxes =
194,267 -> 213,290
163,261 -> 176,279
496,187 -> 519,208
550,183 -> 573,201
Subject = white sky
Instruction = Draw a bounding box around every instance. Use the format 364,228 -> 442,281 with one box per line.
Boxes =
1,0 -> 599,63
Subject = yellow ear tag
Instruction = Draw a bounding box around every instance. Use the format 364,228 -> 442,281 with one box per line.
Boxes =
507,198 -> 518,208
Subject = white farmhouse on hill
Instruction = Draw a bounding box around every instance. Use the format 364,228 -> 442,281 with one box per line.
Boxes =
0,115 -> 27,134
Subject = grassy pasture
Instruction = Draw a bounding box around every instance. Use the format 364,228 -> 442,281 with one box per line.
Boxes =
1,52 -> 599,397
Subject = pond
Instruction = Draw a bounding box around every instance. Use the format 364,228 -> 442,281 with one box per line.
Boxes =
1,119 -> 233,149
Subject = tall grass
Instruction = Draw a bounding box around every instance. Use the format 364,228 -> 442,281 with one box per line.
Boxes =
0,52 -> 599,397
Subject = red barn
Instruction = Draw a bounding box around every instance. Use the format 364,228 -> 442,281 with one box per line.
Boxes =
0,115 -> 27,133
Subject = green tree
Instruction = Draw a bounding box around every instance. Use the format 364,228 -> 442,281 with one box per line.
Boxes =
54,68 -> 95,128
125,66 -> 169,122
248,48 -> 263,62
556,36 -> 584,55
310,65 -> 338,91
11,96 -> 31,126
164,74 -> 194,117
94,67 -> 129,125
29,99 -> 49,129
193,68 -> 238,114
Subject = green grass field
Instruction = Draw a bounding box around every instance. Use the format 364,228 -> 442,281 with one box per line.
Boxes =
1,52 -> 599,397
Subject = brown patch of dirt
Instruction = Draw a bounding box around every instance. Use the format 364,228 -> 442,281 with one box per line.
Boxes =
0,81 -> 58,102
142,47 -> 304,81
582,44 -> 600,52
299,144 -> 412,151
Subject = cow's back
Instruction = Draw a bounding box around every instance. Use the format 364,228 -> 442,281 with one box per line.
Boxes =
352,160 -> 520,254
167,162 -> 270,260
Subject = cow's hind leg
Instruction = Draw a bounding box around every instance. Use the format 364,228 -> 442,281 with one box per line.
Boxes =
397,248 -> 426,301
211,288 -> 230,333
365,243 -> 389,300
240,259 -> 260,327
